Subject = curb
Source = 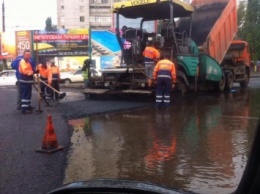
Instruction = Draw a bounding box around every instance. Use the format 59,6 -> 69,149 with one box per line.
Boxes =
250,73 -> 260,78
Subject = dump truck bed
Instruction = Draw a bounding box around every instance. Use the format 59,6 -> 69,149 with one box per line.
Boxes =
178,0 -> 237,64
191,2 -> 228,46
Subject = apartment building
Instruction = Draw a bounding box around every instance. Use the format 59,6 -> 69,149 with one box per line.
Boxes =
57,0 -> 113,30
57,0 -> 192,30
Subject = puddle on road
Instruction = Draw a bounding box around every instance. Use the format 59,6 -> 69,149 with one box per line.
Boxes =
64,89 -> 259,194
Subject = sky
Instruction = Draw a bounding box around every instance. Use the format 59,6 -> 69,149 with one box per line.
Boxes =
0,0 -> 245,32
0,0 -> 57,32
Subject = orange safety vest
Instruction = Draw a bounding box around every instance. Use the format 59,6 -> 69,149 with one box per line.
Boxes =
153,59 -> 176,82
143,46 -> 160,61
48,65 -> 60,83
38,64 -> 50,79
19,59 -> 34,83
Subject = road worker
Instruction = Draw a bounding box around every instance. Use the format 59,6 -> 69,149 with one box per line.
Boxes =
11,55 -> 36,110
81,59 -> 91,88
48,60 -> 60,100
143,41 -> 160,88
18,50 -> 36,114
153,54 -> 176,108
37,60 -> 51,101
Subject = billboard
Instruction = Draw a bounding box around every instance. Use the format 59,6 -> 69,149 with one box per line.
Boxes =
33,29 -> 89,57
15,30 -> 33,56
0,31 -> 16,59
100,55 -> 121,69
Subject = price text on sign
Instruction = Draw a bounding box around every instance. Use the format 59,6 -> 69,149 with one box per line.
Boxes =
17,41 -> 30,50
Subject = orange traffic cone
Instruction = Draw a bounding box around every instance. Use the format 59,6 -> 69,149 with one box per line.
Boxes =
36,115 -> 63,153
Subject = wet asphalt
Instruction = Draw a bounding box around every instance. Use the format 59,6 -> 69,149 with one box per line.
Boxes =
0,86 -> 152,194
1,73 -> 260,194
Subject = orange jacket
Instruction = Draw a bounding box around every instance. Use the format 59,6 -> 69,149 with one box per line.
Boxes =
38,64 -> 50,79
19,59 -> 34,83
143,46 -> 160,61
48,65 -> 60,84
19,59 -> 33,76
153,59 -> 176,83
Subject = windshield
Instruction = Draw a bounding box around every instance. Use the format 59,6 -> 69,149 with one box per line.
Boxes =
2,0 -> 260,194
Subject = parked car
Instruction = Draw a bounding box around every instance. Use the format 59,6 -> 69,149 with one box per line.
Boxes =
0,70 -> 17,86
60,68 -> 99,85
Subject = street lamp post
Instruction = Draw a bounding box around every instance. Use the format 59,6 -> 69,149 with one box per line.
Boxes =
2,0 -> 7,70
2,0 -> 5,32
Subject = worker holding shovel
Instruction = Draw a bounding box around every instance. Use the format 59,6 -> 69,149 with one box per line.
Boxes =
38,60 -> 51,101
39,60 -> 66,100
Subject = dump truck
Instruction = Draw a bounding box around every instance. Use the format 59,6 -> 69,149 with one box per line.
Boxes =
83,0 -> 251,97
178,0 -> 251,92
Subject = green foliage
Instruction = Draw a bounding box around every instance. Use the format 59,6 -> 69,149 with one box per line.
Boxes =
237,1 -> 246,31
237,0 -> 260,61
45,17 -> 57,31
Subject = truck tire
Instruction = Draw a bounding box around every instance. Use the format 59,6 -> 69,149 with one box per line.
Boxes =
178,79 -> 188,96
240,70 -> 249,88
177,71 -> 189,96
217,72 -> 226,92
64,79 -> 71,86
225,71 -> 234,90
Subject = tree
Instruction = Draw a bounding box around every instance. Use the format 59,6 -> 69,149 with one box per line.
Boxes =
237,1 -> 246,32
45,17 -> 57,31
237,0 -> 260,61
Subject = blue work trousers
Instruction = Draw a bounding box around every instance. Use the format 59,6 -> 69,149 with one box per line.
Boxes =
40,78 -> 51,100
155,77 -> 172,107
20,82 -> 32,112
16,80 -> 21,109
50,80 -> 60,100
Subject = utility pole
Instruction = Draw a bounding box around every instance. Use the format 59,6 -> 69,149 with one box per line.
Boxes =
2,0 -> 4,32
2,0 -> 6,70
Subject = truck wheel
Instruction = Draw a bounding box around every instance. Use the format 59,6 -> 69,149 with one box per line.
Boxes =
64,79 -> 71,86
240,71 -> 249,88
178,78 -> 188,96
225,71 -> 233,90
218,72 -> 226,92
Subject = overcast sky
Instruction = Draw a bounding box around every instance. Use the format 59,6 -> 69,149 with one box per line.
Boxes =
0,0 -> 57,31
0,0 -> 245,32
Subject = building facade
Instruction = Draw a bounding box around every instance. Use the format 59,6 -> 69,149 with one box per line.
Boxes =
57,0 -> 192,30
57,0 -> 113,30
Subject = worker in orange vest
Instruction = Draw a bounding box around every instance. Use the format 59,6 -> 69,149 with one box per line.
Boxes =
48,60 -> 60,100
153,54 -> 176,108
37,60 -> 51,101
18,50 -> 37,114
143,41 -> 160,88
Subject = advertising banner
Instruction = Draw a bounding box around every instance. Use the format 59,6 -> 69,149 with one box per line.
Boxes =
0,31 -> 16,59
100,55 -> 121,69
33,29 -> 89,57
15,30 -> 33,56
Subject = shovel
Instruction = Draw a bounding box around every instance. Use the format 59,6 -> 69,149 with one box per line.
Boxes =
32,83 -> 51,107
40,80 -> 66,99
